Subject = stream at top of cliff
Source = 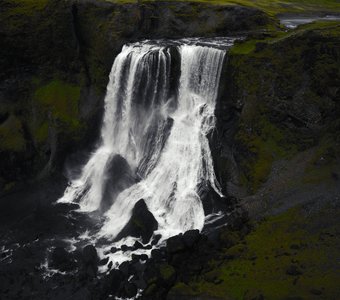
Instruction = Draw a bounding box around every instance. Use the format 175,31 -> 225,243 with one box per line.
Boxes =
279,14 -> 340,29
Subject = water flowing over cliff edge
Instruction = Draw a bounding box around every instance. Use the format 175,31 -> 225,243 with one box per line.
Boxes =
58,39 -> 234,263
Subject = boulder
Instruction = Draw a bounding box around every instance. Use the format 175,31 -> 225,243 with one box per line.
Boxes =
115,199 -> 158,243
102,155 -> 136,211
182,229 -> 200,248
111,247 -> 119,253
99,257 -> 109,266
123,282 -> 138,298
151,234 -> 162,246
82,245 -> 98,265
119,261 -> 131,277
81,245 -> 98,278
133,241 -> 144,250
120,245 -> 130,252
166,235 -> 185,254
102,269 -> 124,295
108,261 -> 113,270
151,248 -> 165,261
286,265 -> 303,276
159,263 -> 176,286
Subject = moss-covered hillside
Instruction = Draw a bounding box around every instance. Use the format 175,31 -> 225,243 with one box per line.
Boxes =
167,203 -> 340,300
109,0 -> 340,16
215,21 -> 340,201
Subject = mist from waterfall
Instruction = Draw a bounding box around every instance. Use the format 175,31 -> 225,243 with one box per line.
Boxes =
58,39 -> 231,243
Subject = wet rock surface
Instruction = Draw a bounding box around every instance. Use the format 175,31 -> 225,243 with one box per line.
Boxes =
0,178 -> 248,300
115,199 -> 158,244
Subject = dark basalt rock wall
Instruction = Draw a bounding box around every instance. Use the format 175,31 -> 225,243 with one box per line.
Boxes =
212,25 -> 340,210
0,0 -> 274,194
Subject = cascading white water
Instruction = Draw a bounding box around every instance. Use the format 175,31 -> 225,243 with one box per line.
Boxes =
58,39 -> 231,243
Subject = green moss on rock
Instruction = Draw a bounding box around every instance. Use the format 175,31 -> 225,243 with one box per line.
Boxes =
8,0 -> 48,15
186,206 -> 340,299
159,263 -> 176,282
34,79 -> 81,131
168,282 -> 198,297
226,22 -> 340,192
236,115 -> 298,190
0,115 -> 26,152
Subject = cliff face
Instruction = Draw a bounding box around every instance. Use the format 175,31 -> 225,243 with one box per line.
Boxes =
1,0 -> 339,214
214,22 -> 340,216
0,0 -> 274,192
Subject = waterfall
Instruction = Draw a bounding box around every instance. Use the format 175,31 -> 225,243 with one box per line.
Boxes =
58,39 -> 232,243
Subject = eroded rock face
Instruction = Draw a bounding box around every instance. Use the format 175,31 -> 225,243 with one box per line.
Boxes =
81,245 -> 99,279
212,26 -> 340,202
101,155 -> 136,212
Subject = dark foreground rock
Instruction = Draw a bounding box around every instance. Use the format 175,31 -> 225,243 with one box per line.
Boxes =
50,247 -> 77,272
1,187 -> 339,300
0,175 -> 249,300
81,245 -> 99,279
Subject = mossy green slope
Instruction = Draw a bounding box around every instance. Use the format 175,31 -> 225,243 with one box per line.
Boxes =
0,115 -> 26,152
226,22 -> 340,192
0,0 -> 90,190
107,0 -> 340,15
183,205 -> 340,299
33,79 -> 81,133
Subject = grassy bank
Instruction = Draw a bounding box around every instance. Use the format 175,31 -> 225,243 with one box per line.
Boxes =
226,21 -> 340,192
106,0 -> 340,15
7,0 -> 340,17
176,204 -> 340,299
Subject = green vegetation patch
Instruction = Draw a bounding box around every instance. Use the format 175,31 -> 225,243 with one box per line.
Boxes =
6,0 -> 49,16
236,115 -> 298,191
228,22 -> 340,192
0,115 -> 26,152
302,135 -> 340,184
159,263 -> 176,282
219,0 -> 340,15
107,0 -> 340,15
187,206 -> 340,299
34,79 -> 81,131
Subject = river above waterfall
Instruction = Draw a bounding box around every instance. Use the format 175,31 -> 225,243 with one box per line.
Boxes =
279,14 -> 340,29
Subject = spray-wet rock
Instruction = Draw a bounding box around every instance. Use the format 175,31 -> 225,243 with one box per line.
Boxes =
80,245 -> 99,279
115,199 -> 158,244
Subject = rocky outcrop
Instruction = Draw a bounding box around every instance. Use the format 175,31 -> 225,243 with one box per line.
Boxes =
115,199 -> 158,243
213,23 -> 340,207
102,155 -> 136,211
